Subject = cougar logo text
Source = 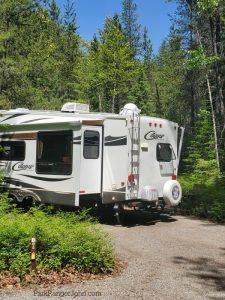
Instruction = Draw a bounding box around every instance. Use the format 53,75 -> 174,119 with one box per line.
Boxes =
144,131 -> 164,140
12,162 -> 34,171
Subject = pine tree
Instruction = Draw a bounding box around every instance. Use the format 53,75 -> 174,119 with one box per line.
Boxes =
49,0 -> 60,24
0,0 -> 41,108
142,26 -> 153,67
127,63 -> 154,115
152,32 -> 186,122
82,34 -> 104,111
121,0 -> 141,58
99,17 -> 136,112
58,0 -> 80,102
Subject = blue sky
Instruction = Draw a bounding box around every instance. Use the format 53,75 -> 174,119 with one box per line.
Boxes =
56,0 -> 177,54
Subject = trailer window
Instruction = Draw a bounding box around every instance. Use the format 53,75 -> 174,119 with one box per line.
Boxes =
156,143 -> 176,162
36,131 -> 72,175
0,141 -> 25,161
83,130 -> 99,159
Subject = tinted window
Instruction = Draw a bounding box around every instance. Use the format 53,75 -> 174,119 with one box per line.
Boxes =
157,143 -> 176,162
83,130 -> 99,159
0,141 -> 25,161
36,131 -> 72,175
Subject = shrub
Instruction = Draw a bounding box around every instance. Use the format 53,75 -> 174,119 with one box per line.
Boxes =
0,201 -> 114,277
179,159 -> 225,223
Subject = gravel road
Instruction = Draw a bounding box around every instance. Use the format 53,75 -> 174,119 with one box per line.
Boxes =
1,213 -> 225,300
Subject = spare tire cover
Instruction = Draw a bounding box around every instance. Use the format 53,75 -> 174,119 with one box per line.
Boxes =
163,180 -> 182,206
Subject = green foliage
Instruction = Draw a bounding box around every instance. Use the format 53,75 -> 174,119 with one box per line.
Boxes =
121,0 -> 141,58
151,33 -> 186,121
179,107 -> 225,223
186,48 -> 220,69
0,0 -> 81,109
179,166 -> 225,223
142,26 -> 153,67
182,109 -> 215,172
127,63 -> 154,114
0,200 -> 114,277
100,17 -> 136,112
82,16 -> 136,113
197,0 -> 219,13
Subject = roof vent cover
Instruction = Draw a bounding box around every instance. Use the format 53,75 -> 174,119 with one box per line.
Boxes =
61,102 -> 89,113
120,103 -> 141,117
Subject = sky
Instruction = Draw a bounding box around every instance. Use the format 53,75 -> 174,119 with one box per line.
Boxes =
56,0 -> 177,54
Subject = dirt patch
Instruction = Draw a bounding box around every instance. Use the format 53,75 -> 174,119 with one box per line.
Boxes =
0,257 -> 125,289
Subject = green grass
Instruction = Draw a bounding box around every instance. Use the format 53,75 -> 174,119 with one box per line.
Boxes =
0,199 -> 114,277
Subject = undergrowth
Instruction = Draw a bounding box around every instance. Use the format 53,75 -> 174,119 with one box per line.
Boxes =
179,159 -> 225,223
0,198 -> 114,278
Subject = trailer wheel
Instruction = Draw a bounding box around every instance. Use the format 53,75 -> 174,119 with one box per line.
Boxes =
163,180 -> 182,207
114,204 -> 129,226
97,203 -> 115,224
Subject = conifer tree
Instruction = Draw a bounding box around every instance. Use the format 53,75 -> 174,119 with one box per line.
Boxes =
99,17 -> 136,112
142,26 -> 153,67
121,0 -> 141,58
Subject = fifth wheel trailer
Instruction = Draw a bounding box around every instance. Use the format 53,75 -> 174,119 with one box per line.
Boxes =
0,103 -> 184,217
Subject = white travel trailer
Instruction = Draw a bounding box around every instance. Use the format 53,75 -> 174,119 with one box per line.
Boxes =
0,103 -> 184,218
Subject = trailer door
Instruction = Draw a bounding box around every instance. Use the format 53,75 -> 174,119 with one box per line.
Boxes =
80,126 -> 102,194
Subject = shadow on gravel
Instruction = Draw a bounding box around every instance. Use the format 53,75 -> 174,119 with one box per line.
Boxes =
101,211 -> 178,227
220,248 -> 225,256
200,223 -> 225,227
173,256 -> 225,293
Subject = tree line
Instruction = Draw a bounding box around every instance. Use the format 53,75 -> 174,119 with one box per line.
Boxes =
0,0 -> 225,173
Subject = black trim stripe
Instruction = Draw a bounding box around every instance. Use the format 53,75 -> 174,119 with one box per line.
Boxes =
1,113 -> 28,122
3,177 -> 43,190
73,135 -> 81,145
104,135 -> 127,146
2,178 -> 76,206
73,136 -> 81,140
21,118 -> 51,124
21,175 -> 72,182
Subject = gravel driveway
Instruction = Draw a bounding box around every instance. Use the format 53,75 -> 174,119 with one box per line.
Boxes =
1,213 -> 225,300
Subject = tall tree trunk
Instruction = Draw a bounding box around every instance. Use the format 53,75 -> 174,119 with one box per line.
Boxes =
112,86 -> 116,113
206,74 -> 220,169
209,13 -> 225,169
98,89 -> 102,112
154,80 -> 162,115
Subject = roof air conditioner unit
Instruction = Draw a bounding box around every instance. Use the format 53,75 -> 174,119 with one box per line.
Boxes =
61,102 -> 89,113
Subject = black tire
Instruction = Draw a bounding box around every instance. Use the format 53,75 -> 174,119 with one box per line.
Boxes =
97,204 -> 115,224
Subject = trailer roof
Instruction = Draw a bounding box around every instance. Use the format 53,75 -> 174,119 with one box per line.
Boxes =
0,109 -> 127,126
0,108 -> 178,127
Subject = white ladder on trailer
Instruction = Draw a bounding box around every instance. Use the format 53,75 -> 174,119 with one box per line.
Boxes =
128,114 -> 140,198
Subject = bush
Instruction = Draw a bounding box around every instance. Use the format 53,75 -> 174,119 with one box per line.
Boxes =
179,159 -> 225,223
0,200 -> 114,277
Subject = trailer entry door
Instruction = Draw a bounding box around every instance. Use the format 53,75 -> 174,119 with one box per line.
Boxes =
80,126 -> 102,194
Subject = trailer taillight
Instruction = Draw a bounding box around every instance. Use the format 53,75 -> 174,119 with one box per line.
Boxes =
172,175 -> 177,180
128,174 -> 134,182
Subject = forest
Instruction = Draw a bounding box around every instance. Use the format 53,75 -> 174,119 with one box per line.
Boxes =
0,0 -> 225,222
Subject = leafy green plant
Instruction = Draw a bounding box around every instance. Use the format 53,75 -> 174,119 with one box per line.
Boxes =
179,159 -> 225,223
0,200 -> 114,277
179,106 -> 225,223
